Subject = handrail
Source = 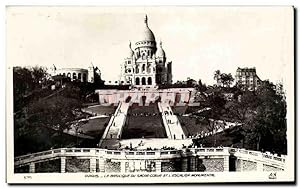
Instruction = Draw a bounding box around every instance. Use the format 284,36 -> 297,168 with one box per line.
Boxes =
15,147 -> 286,166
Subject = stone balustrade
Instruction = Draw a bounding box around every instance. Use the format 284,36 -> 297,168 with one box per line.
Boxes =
14,147 -> 286,173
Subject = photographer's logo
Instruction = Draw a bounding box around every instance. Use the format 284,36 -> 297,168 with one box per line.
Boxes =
268,173 -> 277,180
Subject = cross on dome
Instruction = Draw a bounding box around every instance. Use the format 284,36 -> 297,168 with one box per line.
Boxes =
144,14 -> 148,26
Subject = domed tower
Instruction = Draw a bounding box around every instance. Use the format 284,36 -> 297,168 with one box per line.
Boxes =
120,42 -> 135,85
155,41 -> 167,85
88,62 -> 95,83
134,15 -> 157,60
120,15 -> 173,87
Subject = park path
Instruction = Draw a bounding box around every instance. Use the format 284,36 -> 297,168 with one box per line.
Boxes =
99,102 -> 129,148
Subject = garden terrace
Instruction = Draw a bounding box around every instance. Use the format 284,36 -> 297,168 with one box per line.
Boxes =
121,103 -> 167,139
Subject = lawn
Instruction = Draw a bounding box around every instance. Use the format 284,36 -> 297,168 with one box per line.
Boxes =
177,116 -> 210,137
121,104 -> 167,139
80,117 -> 110,139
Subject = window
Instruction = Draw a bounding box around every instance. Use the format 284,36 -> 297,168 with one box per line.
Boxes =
142,77 -> 146,85
136,77 -> 140,85
73,73 -> 77,80
83,73 -> 87,82
148,77 -> 152,85
78,73 -> 82,80
142,64 -> 145,72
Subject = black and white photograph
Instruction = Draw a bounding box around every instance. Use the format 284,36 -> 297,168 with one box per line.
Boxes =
5,6 -> 295,183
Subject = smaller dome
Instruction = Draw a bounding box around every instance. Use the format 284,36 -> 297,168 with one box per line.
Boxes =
127,42 -> 134,58
156,41 -> 166,57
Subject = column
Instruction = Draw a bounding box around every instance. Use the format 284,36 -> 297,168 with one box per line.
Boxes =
120,161 -> 126,172
90,158 -> 97,173
189,157 -> 196,171
99,158 -> 105,172
61,157 -> 66,173
156,161 -> 162,173
223,155 -> 229,172
181,158 -> 188,172
29,163 -> 35,173
257,161 -> 263,172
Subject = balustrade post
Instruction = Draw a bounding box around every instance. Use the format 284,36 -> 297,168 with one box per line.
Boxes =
61,157 -> 66,173
90,157 -> 97,173
120,160 -> 126,172
155,161 -> 162,173
29,162 -> 35,173
257,161 -> 263,171
99,158 -> 105,172
223,155 -> 229,172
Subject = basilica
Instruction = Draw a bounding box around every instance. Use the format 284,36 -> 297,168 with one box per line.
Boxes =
120,15 -> 172,87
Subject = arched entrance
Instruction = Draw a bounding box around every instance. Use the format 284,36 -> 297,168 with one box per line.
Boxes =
83,73 -> 87,82
141,96 -> 147,106
175,93 -> 181,104
147,77 -> 152,85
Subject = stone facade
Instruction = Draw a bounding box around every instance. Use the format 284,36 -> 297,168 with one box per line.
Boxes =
66,158 -> 90,172
96,88 -> 197,106
49,63 -> 101,83
202,158 -> 224,172
120,15 -> 172,87
235,67 -> 261,91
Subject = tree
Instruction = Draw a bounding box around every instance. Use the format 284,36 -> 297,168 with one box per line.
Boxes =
13,66 -> 49,112
250,81 -> 286,153
226,91 -> 258,122
220,73 -> 234,88
233,80 -> 287,154
197,92 -> 227,146
213,70 -> 234,87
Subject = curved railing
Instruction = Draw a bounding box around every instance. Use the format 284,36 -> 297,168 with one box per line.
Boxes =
15,147 -> 286,170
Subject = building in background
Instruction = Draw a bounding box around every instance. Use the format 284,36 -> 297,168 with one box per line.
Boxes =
235,67 -> 261,91
119,15 -> 172,87
49,63 -> 101,83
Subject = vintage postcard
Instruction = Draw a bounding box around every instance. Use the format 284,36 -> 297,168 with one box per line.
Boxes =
6,6 -> 295,183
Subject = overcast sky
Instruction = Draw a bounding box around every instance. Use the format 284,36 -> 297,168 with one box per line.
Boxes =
7,6 -> 293,85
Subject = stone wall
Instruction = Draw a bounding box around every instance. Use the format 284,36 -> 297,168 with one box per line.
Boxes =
125,160 -> 156,172
66,158 -> 90,173
161,159 -> 181,172
15,165 -> 29,173
236,159 -> 257,172
96,88 -> 197,106
202,158 -> 224,172
35,159 -> 60,173
105,160 -> 121,173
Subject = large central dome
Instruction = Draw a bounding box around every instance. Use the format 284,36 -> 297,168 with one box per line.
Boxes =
136,15 -> 156,43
